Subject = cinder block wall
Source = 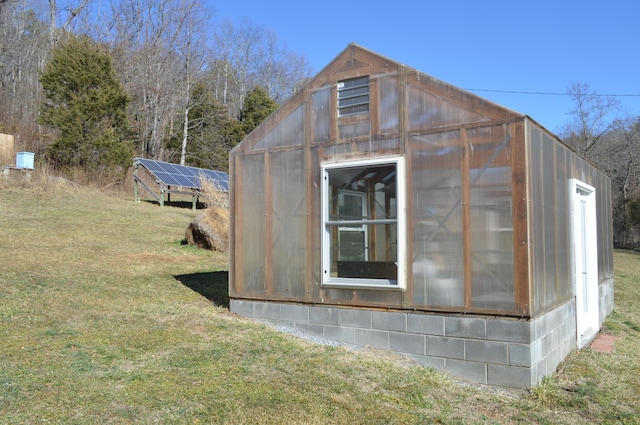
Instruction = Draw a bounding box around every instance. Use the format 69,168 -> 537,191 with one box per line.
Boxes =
599,277 -> 615,326
230,299 -> 578,389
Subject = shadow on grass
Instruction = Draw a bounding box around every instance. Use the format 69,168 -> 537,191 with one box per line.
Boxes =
141,199 -> 207,210
174,271 -> 229,308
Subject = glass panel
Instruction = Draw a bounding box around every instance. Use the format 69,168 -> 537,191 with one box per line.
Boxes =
326,162 -> 398,282
410,131 -> 464,307
330,223 -> 398,279
338,226 -> 366,261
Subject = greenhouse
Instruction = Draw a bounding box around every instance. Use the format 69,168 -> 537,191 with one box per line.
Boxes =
228,44 -> 614,389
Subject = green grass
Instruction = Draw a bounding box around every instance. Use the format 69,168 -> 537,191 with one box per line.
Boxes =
1,177 -> 639,424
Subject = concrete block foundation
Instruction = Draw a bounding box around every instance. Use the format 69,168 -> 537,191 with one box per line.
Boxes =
230,298 -> 578,389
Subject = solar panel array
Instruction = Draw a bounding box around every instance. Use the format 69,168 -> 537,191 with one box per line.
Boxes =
135,158 -> 229,192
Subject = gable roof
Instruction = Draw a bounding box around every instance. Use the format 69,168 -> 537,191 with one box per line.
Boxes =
233,43 -> 525,155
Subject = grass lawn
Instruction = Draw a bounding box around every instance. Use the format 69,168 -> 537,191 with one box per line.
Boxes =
1,176 -> 639,424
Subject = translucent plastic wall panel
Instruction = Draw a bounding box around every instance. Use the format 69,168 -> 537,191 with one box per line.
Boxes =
313,87 -> 331,143
322,287 -> 405,309
541,133 -> 560,306
309,148 -> 322,299
270,149 -> 306,299
468,127 -> 515,311
529,125 -> 576,313
338,120 -> 370,140
555,144 -> 573,301
239,154 -> 266,296
406,84 -> 488,131
529,124 -> 546,313
352,288 -> 404,306
596,171 -> 614,281
253,105 -> 304,150
410,131 -> 464,307
378,75 -> 399,133
354,137 -> 402,156
323,142 -> 353,158
573,156 -> 591,184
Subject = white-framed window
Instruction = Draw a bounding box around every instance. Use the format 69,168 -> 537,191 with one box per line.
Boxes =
321,156 -> 405,289
337,76 -> 369,117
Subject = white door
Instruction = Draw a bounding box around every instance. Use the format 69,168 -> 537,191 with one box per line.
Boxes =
571,179 -> 599,348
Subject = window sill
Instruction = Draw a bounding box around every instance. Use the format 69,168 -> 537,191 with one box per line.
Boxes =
322,278 -> 404,291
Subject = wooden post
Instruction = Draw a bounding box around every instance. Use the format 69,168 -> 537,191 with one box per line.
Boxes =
133,163 -> 139,202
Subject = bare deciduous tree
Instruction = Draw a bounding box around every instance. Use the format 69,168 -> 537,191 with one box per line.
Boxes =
560,81 -> 620,160
95,0 -> 207,159
0,0 -> 50,150
253,29 -> 312,103
209,19 -> 312,118
176,0 -> 209,165
48,0 -> 91,47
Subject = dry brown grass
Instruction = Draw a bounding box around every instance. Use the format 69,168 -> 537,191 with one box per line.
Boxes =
198,172 -> 229,209
1,182 -> 639,424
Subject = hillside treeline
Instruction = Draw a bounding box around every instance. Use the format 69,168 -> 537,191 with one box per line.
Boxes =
559,83 -> 640,250
0,0 -> 310,172
1,1 -> 638,248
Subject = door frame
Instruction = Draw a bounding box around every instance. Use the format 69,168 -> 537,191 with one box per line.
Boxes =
570,179 -> 599,348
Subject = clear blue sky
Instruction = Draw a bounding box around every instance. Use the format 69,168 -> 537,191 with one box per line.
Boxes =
209,0 -> 640,134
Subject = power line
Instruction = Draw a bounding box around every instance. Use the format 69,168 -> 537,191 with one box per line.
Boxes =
465,88 -> 640,97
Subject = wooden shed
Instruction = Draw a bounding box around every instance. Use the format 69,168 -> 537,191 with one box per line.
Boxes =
228,44 -> 614,389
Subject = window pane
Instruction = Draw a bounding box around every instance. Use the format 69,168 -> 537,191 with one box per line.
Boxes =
325,162 -> 398,282
338,227 -> 366,261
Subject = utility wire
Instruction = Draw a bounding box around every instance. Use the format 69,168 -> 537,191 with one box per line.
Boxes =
465,88 -> 640,97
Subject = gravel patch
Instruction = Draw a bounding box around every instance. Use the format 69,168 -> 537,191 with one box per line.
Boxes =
270,323 -> 525,397
270,324 -> 361,350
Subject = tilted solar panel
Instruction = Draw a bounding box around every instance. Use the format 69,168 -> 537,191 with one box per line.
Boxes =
135,158 -> 229,191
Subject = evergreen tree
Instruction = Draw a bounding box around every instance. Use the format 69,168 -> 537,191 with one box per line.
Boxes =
239,86 -> 277,135
39,35 -> 133,172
